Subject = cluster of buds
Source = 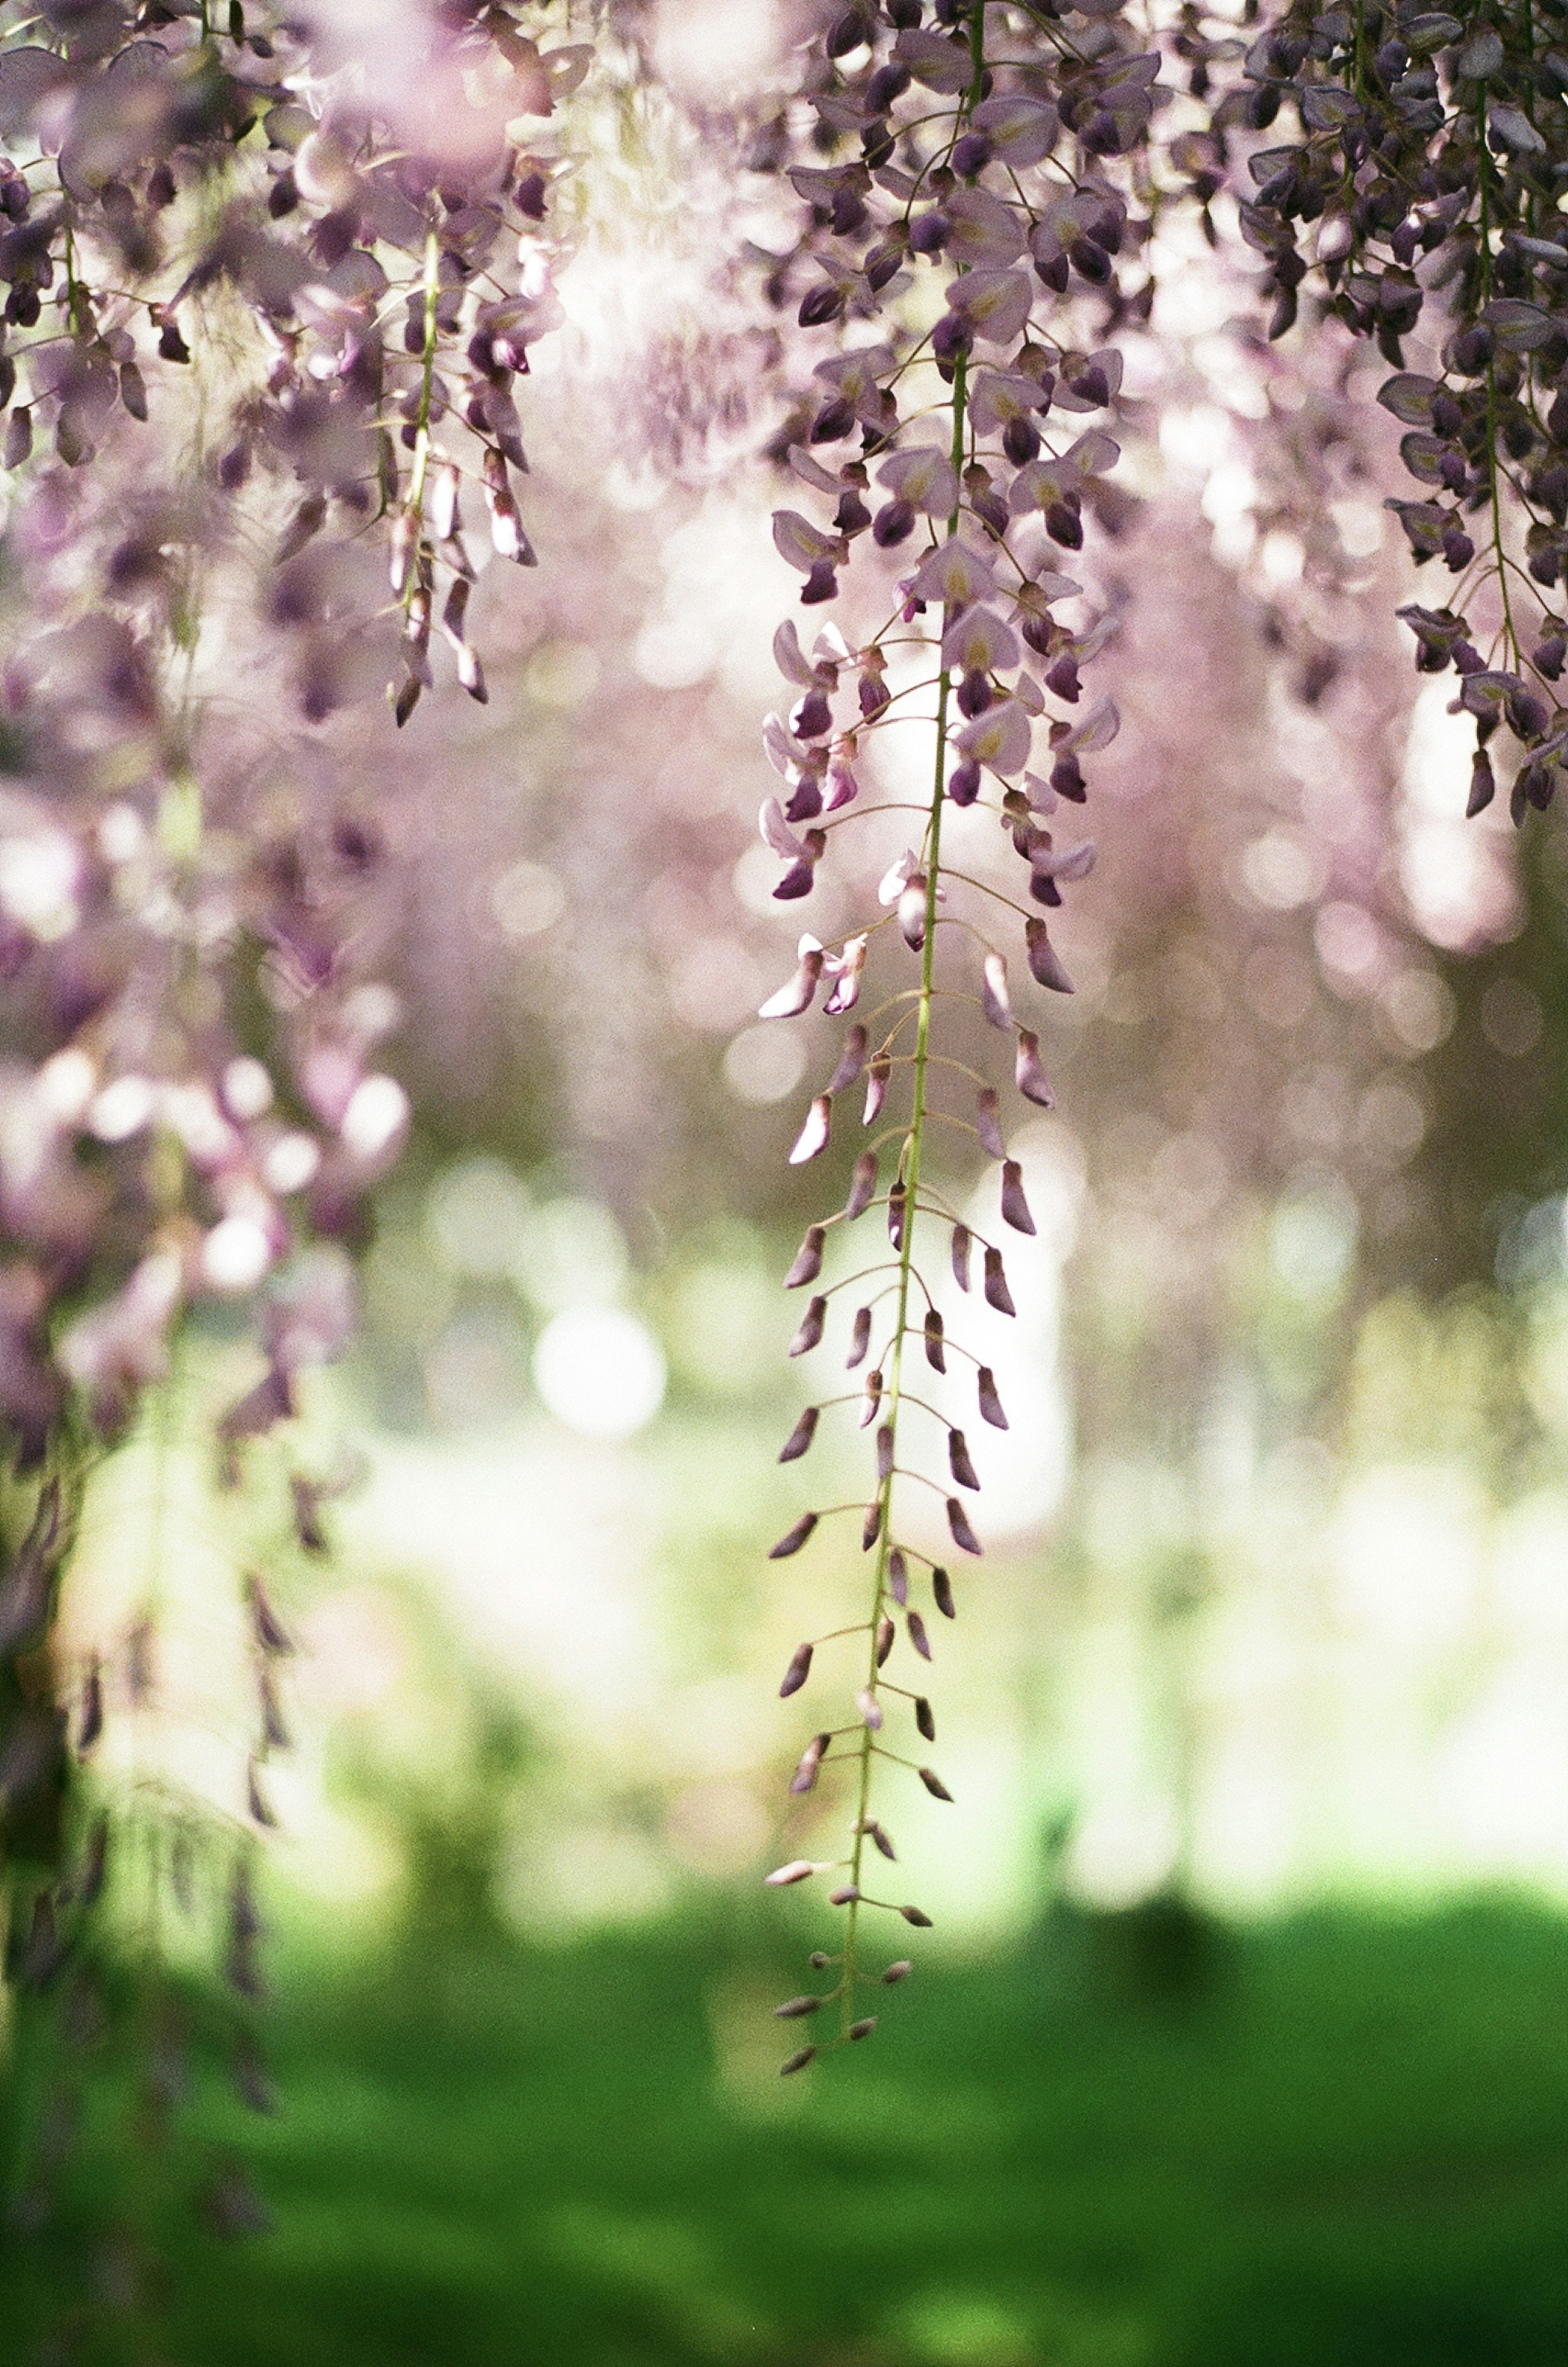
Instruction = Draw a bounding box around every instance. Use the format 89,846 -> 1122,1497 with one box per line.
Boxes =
1182,0 -> 1568,818
748,0 -> 1159,2065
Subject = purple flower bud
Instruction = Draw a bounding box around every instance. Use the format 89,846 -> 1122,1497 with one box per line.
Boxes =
799,283 -> 846,328
861,1370 -> 884,1425
951,130 -> 993,176
908,1609 -> 933,1663
844,1150 -> 878,1220
780,1640 -> 815,1695
1051,753 -> 1086,801
924,1309 -> 946,1372
247,1759 -> 276,1829
767,1858 -> 816,1886
948,1431 -> 980,1492
768,1512 -> 819,1560
847,1306 -> 872,1368
786,776 -> 824,826
901,1903 -> 933,1928
79,1664 -> 103,1752
946,1496 -> 982,1555
867,60 -> 912,108
773,856 -> 817,900
811,397 -> 856,445
863,1498 -> 884,1550
887,1180 -> 907,1249
835,489 -> 872,533
976,1088 -> 1006,1159
1469,755 -> 1497,820
1535,636 -> 1567,682
1045,500 -> 1083,550
791,1732 -> 831,1793
1443,527 -> 1474,573
947,760 -> 983,806
801,559 -> 839,604
790,1296 -> 827,1357
909,210 -> 950,255
760,946 -> 826,1020
957,670 -> 993,719
877,1614 -> 895,1665
899,879 -> 929,948
780,2047 -> 817,2075
983,1246 -> 1016,1318
785,1225 -> 826,1287
789,1094 -> 833,1166
1014,1029 -> 1055,1108
860,670 -> 891,717
888,1549 -> 909,1606
980,954 -> 1013,1031
883,1959 -> 914,1984
1046,654 -> 1081,702
791,690 -> 833,739
932,312 -> 972,366
977,1368 -> 1008,1431
829,1025 -> 868,1091
951,1224 -> 972,1292
864,1818 -> 897,1861
864,1057 -> 891,1126
873,498 -> 916,547
915,1695 -> 936,1740
919,1765 -> 955,1802
933,1567 -> 956,1620
849,2016 -> 878,2041
774,1994 -> 823,2018
875,1423 -> 895,1485
829,1883 -> 862,1904
1000,1160 -> 1036,1235
780,1409 -> 820,1465
1004,414 -> 1041,465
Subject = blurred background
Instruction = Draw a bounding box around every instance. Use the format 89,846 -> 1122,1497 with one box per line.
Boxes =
11,2 -> 1568,2360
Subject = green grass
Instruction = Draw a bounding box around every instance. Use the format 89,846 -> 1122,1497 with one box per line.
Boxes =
6,1897 -> 1568,2366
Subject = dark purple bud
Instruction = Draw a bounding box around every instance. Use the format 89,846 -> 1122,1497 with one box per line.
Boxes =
918,1765 -> 955,1801
862,1371 -> 883,1424
900,1903 -> 934,1928
844,1150 -> 878,1220
873,497 -> 916,546
948,760 -> 983,805
882,1959 -> 914,1984
809,1952 -> 833,1970
931,311 -> 972,366
977,1367 -> 1008,1430
1014,1029 -> 1055,1108
780,2047 -> 817,2075
888,1549 -> 909,1606
924,1308 -> 946,1372
867,60 -> 911,108
5,405 -> 31,469
1069,236 -> 1111,284
1045,500 -> 1083,550
864,1819 -> 897,1860
79,1665 -> 103,1752
812,397 -> 856,445
915,1695 -> 936,1741
908,1610 -> 932,1663
1001,1160 -> 1036,1235
849,2016 -> 878,2041
774,1994 -> 823,2018
909,210 -> 950,255
877,1613 -> 895,1665
983,1246 -> 1016,1318
933,1567 -> 956,1619
863,1498 -> 884,1550
847,1306 -> 872,1368
1468,751 -> 1496,817
780,1409 -> 820,1464
1443,528 -> 1474,573
887,1180 -> 907,1248
948,1430 -> 980,1491
791,1733 -> 830,1792
835,489 -> 872,533
247,1760 -> 276,1829
876,1424 -> 895,1483
790,1296 -> 827,1357
1036,248 -> 1070,294
1045,655 -> 1080,702
864,1056 -> 891,1126
951,1224 -> 972,1292
1508,687 -> 1549,739
792,689 -> 833,738
946,1497 -> 983,1555
1450,325 -> 1493,374
951,130 -> 993,177
957,669 -> 993,720
777,1637 -> 813,1698
158,318 -> 191,364
1004,414 -> 1040,465
773,856 -> 816,899
829,1883 -> 861,1904
799,282 -> 846,328
785,1225 -> 826,1288
859,670 -> 891,717
826,7 -> 872,55
1051,752 -> 1086,801
976,1087 -> 1006,1158
801,560 -> 839,605
769,1511 -> 819,1560
1535,636 -> 1566,682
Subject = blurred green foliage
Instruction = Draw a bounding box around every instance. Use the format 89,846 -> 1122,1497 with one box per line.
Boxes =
7,1898 -> 1568,2367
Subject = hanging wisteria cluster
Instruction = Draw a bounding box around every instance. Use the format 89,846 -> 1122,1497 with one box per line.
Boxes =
747,0 -> 1158,2068
1184,0 -> 1568,822
0,0 -> 580,2289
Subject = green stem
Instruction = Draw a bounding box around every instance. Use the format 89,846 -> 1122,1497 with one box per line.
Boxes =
838,0 -> 985,2042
